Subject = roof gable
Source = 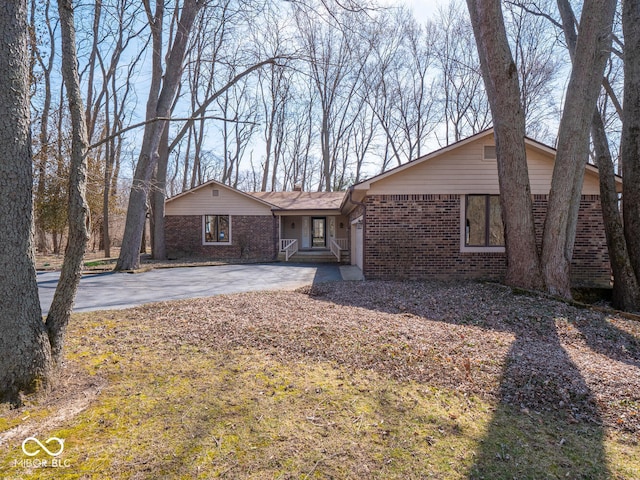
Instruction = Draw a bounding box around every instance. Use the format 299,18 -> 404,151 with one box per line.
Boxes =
165,179 -> 275,216
349,129 -> 615,201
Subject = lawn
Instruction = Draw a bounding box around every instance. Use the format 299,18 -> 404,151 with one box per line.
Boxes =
1,281 -> 639,479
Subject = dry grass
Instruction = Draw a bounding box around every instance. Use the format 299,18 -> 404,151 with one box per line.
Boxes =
0,281 -> 639,479
35,248 -> 249,273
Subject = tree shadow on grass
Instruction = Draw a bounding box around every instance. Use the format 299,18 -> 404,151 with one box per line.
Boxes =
469,326 -> 609,479
305,281 -> 640,479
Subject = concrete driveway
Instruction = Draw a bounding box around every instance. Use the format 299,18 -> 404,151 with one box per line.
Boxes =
38,263 -> 345,315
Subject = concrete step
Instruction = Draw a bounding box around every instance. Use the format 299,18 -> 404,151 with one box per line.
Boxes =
278,250 -> 350,264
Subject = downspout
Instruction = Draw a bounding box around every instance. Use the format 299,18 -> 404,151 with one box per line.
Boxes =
347,186 -> 366,277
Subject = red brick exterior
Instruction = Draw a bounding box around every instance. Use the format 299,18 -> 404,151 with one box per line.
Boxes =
361,194 -> 611,286
165,215 -> 278,261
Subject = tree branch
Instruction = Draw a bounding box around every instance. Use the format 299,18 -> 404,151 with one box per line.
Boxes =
167,57 -> 282,152
504,0 -> 563,29
88,115 -> 257,152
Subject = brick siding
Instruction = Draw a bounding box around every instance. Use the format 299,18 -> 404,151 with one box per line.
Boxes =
165,215 -> 278,261
363,194 -> 611,286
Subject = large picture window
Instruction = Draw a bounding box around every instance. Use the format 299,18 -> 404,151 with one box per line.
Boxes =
204,215 -> 230,244
465,195 -> 504,247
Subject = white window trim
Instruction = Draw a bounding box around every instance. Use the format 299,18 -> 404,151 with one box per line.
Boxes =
202,214 -> 232,245
459,195 -> 505,253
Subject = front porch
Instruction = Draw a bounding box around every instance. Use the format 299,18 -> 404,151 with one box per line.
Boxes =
278,214 -> 350,263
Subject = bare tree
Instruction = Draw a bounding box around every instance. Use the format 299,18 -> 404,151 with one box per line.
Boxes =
280,81 -> 317,190
253,4 -> 295,192
295,0 -> 373,191
101,50 -> 144,257
217,80 -> 259,187
504,0 -> 561,140
258,62 -> 291,191
435,1 -> 489,145
467,0 -> 544,290
620,0 -> 640,294
46,0 -> 91,360
92,2 -> 146,257
116,0 -> 204,270
363,17 -> 405,172
591,111 -> 640,309
364,8 -> 438,169
31,0 -> 57,254
467,0 -> 617,297
0,0 -> 53,404
1,0 -> 92,403
541,0 -> 617,297
546,0 -> 639,309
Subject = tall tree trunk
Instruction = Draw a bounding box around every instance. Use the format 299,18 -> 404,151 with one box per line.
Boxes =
116,0 -> 163,270
152,123 -> 169,260
621,0 -> 640,282
35,66 -> 51,254
466,0 -> 544,290
554,0 -> 638,310
83,0 -> 101,142
102,133 -> 113,258
0,0 -> 53,404
591,112 -> 640,310
46,0 -> 90,362
541,0 -> 616,298
321,110 -> 331,192
32,0 -> 55,254
262,120 -> 273,191
116,0 -> 201,271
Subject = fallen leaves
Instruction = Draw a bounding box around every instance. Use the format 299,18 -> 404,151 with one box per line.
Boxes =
98,279 -> 640,434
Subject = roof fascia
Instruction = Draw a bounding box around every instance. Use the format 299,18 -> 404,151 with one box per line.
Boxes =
273,209 -> 343,216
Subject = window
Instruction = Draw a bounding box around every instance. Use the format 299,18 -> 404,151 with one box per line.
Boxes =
204,215 -> 230,244
465,195 -> 504,247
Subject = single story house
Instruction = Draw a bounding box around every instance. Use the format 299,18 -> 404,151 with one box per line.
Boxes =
164,184 -> 349,262
164,129 -> 618,286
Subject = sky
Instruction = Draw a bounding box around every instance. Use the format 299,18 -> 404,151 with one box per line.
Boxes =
403,0 -> 447,20
108,0 -> 456,190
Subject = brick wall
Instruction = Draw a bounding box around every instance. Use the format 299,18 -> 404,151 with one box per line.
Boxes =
165,215 -> 278,261
532,194 -> 610,286
363,194 -> 611,286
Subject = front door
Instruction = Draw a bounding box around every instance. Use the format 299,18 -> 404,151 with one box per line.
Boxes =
312,217 -> 326,247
